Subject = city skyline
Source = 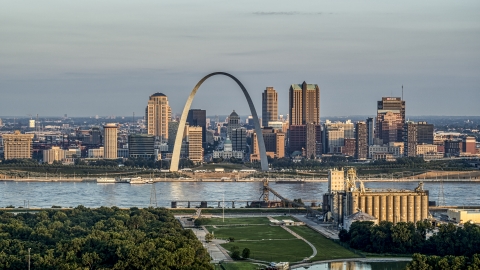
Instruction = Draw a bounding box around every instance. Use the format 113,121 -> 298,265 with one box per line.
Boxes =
1,0 -> 479,117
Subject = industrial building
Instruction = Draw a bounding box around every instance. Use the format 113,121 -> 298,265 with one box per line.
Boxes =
323,168 -> 429,226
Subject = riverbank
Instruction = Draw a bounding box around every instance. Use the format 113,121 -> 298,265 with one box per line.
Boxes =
1,177 -> 480,183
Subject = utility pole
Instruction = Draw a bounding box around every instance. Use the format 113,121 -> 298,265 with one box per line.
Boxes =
28,248 -> 31,270
222,192 -> 225,223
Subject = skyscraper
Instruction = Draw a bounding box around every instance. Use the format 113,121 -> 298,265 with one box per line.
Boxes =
128,134 -> 155,158
404,122 -> 417,157
188,126 -> 203,163
262,87 -> 278,126
227,110 -> 240,139
103,123 -> 118,159
355,121 -> 368,159
187,109 -> 206,147
231,127 -> 247,152
417,121 -> 434,145
288,81 -> 320,156
366,117 -> 375,145
146,93 -> 171,140
376,97 -> 405,144
289,82 -> 320,125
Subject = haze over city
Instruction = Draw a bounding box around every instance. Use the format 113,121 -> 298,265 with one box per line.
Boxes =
1,0 -> 479,117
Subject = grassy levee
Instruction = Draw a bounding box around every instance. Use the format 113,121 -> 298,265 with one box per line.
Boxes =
199,217 -> 271,226
288,226 -> 361,261
207,225 -> 294,240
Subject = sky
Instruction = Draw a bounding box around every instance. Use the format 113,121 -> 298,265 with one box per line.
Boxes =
1,0 -> 479,118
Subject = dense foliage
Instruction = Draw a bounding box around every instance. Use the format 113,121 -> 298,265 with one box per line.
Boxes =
0,206 -> 212,269
340,221 -> 480,269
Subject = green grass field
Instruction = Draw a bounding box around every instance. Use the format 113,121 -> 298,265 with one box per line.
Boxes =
288,226 -> 361,261
207,225 -> 294,241
199,217 -> 271,226
222,239 -> 312,262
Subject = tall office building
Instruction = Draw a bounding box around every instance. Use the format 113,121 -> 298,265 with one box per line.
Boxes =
167,121 -> 179,152
231,127 -> 247,151
262,87 -> 278,126
366,117 -> 375,145
417,121 -> 434,145
227,110 -> 241,139
288,82 -> 320,156
376,97 -> 405,144
128,134 -> 155,158
355,121 -> 368,159
3,131 -> 34,159
251,127 -> 285,160
146,93 -> 171,140
187,109 -> 206,146
103,123 -> 118,159
404,122 -> 418,157
289,82 -> 320,125
187,126 -> 203,163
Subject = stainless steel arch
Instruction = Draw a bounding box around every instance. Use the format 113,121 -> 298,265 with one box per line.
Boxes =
169,72 -> 269,172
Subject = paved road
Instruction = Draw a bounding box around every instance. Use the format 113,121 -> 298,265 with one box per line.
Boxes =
281,225 -> 317,261
293,215 -> 340,240
190,227 -> 232,263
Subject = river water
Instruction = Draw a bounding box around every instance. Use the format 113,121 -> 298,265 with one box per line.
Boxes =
294,260 -> 409,270
0,181 -> 478,208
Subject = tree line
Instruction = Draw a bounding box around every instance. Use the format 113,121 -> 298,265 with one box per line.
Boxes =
339,221 -> 480,269
0,206 -> 212,269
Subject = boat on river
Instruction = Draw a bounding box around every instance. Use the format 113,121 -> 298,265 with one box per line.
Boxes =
96,178 -> 116,184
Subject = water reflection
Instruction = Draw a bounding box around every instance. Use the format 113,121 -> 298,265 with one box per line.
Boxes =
295,260 -> 409,270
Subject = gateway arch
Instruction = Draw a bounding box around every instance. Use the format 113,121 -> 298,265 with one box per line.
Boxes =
169,72 -> 269,172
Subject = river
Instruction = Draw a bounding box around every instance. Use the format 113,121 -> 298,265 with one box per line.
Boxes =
0,180 -> 478,208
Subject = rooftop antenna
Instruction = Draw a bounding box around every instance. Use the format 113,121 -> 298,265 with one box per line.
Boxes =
402,85 -> 404,100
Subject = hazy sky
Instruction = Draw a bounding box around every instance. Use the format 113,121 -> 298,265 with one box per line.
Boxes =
1,0 -> 479,118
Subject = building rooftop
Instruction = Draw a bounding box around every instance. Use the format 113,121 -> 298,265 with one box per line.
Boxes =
150,92 -> 166,97
290,82 -> 318,90
346,211 -> 377,221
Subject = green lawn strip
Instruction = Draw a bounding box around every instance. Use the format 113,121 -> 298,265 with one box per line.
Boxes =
199,217 -> 271,225
270,215 -> 293,221
222,239 -> 311,263
220,261 -> 263,270
206,225 -> 295,241
287,226 -> 361,261
201,208 -> 308,214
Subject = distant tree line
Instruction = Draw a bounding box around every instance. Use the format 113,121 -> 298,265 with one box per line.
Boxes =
339,221 -> 480,270
0,206 -> 212,269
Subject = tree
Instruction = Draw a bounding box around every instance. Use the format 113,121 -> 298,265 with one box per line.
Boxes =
205,233 -> 214,243
230,246 -> 240,260
242,248 -> 250,259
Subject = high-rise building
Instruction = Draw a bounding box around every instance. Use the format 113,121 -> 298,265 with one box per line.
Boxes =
128,134 -> 155,158
167,121 -> 179,152
262,87 -> 278,126
355,121 -> 368,159
103,123 -> 118,159
289,82 -> 320,125
463,136 -> 476,154
2,131 -> 34,160
417,122 -> 434,145
288,82 -> 320,156
366,117 -> 374,145
187,109 -> 206,147
251,127 -> 285,160
43,146 -> 66,164
376,97 -> 405,144
404,122 -> 417,157
231,127 -> 247,152
227,110 -> 241,139
146,93 -> 171,140
187,126 -> 203,163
